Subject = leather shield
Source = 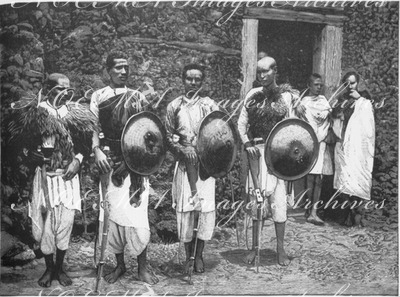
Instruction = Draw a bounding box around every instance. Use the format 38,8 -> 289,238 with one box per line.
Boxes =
197,110 -> 238,178
121,111 -> 167,175
264,118 -> 319,181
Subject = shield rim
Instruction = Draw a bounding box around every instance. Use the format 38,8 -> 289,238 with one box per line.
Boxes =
120,111 -> 167,176
264,117 -> 319,181
197,110 -> 238,178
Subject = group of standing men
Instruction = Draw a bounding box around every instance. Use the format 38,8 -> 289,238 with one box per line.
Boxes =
13,49 -> 374,288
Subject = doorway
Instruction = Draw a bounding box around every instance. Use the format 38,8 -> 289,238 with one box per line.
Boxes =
258,19 -> 324,91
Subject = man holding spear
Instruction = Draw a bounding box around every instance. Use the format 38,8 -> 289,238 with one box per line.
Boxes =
90,50 -> 158,287
237,56 -> 299,268
165,63 -> 220,281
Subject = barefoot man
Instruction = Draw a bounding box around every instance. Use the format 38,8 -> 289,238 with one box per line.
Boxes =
10,73 -> 97,287
238,57 -> 299,266
90,50 -> 158,284
165,63 -> 220,276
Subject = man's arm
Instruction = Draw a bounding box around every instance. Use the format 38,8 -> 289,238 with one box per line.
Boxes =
90,91 -> 111,174
238,90 -> 259,160
63,153 -> 82,180
165,100 -> 197,164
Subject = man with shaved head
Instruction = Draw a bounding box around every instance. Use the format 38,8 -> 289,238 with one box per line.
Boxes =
238,56 -> 299,267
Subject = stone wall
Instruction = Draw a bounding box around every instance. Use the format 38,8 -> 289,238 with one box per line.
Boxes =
1,2 -> 398,243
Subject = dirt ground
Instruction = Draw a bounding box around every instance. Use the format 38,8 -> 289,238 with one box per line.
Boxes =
1,208 -> 398,296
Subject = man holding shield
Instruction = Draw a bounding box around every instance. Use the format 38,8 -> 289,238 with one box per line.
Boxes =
90,51 -> 158,285
238,56 -> 299,266
165,63 -> 220,276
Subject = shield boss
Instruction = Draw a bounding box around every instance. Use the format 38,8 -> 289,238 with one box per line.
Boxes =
121,111 -> 167,175
197,110 -> 238,178
265,118 -> 319,181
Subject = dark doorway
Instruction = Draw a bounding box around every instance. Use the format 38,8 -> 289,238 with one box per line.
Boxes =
258,20 -> 324,91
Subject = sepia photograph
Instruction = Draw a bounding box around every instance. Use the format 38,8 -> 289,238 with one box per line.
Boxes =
0,0 -> 398,295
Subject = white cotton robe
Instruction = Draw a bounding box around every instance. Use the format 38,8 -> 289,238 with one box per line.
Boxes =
333,97 -> 375,200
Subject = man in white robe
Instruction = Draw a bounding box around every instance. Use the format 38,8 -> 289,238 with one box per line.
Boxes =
90,51 -> 158,284
293,73 -> 333,225
332,71 -> 375,226
165,63 -> 219,274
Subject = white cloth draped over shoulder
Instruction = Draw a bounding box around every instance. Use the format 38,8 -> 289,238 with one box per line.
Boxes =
90,86 -> 150,229
333,97 -> 375,200
295,95 -> 333,175
166,95 -> 219,214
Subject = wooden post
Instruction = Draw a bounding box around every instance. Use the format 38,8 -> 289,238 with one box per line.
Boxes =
241,18 -> 258,100
313,25 -> 343,100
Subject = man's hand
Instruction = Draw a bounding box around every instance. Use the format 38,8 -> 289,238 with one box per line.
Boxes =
63,158 -> 80,180
349,89 -> 361,99
246,146 -> 260,160
181,146 -> 198,166
94,147 -> 111,174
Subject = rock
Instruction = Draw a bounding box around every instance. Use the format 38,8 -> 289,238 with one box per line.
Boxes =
17,22 -> 33,32
13,249 -> 36,261
1,231 -> 19,258
7,65 -> 18,76
31,57 -> 44,72
40,17 -> 48,28
24,69 -> 43,78
18,30 -> 35,40
34,10 -> 43,19
14,54 -> 24,66
19,79 -> 31,90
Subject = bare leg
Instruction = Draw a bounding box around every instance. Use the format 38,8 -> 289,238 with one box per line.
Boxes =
104,253 -> 126,283
138,248 -> 159,284
275,222 -> 290,266
353,198 -> 366,227
38,254 -> 54,287
184,242 -> 193,274
194,239 -> 205,273
342,195 -> 355,227
53,249 -> 72,286
306,174 -> 324,225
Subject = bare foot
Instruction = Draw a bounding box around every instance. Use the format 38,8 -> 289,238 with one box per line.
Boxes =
38,269 -> 53,287
54,269 -> 72,286
342,212 -> 354,227
243,250 -> 256,265
277,248 -> 290,266
306,214 -> 325,226
104,264 -> 126,283
184,259 -> 194,274
194,257 -> 204,273
138,265 -> 159,285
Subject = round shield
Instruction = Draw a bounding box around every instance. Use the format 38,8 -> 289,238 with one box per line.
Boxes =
121,111 -> 167,175
264,118 -> 319,181
197,110 -> 238,178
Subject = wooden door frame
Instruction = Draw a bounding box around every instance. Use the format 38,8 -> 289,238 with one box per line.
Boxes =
241,7 -> 347,100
